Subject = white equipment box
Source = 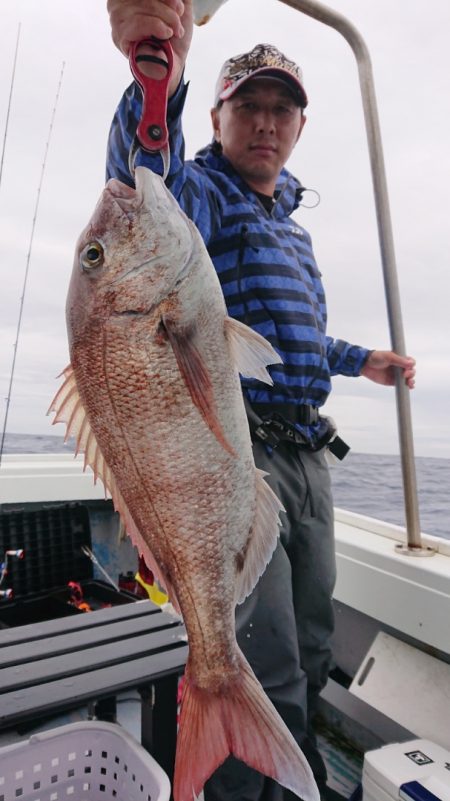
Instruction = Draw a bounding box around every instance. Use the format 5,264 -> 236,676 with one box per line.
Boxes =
363,738 -> 450,801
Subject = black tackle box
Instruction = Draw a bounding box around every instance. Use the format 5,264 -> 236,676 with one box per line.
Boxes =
0,503 -> 136,628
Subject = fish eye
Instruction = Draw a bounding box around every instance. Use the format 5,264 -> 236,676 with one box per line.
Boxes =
81,242 -> 104,271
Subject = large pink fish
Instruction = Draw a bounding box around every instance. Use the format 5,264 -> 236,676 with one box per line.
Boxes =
49,166 -> 319,801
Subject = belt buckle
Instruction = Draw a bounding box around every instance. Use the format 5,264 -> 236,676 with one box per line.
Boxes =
254,421 -> 280,449
300,405 -> 318,426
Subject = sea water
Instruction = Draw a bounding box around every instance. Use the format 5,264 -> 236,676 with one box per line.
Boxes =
329,451 -> 450,540
2,433 -> 449,540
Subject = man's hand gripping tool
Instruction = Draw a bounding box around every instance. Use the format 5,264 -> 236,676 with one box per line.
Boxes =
128,38 -> 173,180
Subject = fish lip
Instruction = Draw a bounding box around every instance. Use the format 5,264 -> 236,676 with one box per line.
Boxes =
104,182 -> 143,222
106,178 -> 136,200
105,180 -> 139,205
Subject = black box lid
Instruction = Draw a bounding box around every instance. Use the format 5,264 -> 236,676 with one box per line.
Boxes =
0,503 -> 92,598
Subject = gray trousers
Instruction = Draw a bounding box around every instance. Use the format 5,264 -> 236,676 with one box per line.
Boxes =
204,439 -> 336,801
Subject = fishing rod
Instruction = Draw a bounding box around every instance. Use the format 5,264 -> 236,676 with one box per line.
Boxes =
0,23 -> 21,191
0,62 -> 65,468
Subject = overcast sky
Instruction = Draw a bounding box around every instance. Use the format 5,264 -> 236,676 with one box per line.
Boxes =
0,0 -> 449,459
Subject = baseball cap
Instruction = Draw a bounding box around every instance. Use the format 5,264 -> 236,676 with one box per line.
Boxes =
214,43 -> 308,108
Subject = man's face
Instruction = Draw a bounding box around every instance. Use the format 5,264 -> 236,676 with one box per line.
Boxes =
210,77 -> 306,195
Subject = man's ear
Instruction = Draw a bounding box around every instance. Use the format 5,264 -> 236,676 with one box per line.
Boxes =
210,107 -> 221,142
296,113 -> 307,143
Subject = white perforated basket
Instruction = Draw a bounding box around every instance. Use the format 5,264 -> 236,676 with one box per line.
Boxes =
0,721 -> 170,801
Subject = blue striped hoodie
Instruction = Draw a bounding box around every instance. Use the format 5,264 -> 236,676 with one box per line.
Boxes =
106,79 -> 370,442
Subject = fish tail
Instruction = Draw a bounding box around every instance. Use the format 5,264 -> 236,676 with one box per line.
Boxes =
173,652 -> 320,801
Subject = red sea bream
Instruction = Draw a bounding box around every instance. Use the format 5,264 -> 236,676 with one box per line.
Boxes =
49,166 -> 319,801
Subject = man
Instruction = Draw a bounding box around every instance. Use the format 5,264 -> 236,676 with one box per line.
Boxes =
106,2 -> 416,799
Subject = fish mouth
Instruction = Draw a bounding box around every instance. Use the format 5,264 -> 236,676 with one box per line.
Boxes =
105,168 -> 173,216
103,168 -> 195,314
105,179 -> 139,219
106,179 -> 136,200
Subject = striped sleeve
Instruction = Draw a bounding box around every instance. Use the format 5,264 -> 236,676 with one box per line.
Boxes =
326,336 -> 371,377
106,79 -> 222,243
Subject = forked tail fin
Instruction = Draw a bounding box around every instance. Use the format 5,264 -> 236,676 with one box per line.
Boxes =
174,652 -> 320,801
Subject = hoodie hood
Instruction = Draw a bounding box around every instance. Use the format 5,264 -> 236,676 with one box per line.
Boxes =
194,142 -> 305,219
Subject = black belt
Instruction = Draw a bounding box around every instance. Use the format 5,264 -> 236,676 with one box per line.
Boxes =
251,402 -> 320,427
244,399 -> 347,457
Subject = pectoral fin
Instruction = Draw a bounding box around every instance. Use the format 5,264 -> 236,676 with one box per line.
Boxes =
163,319 -> 236,456
224,317 -> 282,384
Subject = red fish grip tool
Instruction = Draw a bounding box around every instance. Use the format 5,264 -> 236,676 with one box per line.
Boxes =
128,38 -> 173,180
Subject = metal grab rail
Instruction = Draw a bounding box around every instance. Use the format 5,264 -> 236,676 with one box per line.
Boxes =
279,0 -> 426,552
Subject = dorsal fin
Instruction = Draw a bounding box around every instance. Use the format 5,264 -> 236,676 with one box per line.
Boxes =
48,366 -> 106,486
48,365 -> 181,612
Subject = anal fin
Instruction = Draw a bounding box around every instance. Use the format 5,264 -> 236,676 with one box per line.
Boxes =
234,468 -> 284,605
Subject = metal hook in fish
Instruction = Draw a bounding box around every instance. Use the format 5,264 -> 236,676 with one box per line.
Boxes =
128,136 -> 170,182
128,38 -> 173,181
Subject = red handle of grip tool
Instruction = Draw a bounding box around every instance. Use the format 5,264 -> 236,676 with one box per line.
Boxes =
129,38 -> 173,152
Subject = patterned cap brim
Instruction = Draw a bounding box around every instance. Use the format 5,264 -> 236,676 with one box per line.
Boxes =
217,66 -> 308,108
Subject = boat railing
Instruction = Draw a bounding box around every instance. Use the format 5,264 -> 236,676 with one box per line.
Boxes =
279,0 -> 433,555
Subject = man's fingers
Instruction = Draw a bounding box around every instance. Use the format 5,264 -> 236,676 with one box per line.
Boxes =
108,2 -> 185,55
